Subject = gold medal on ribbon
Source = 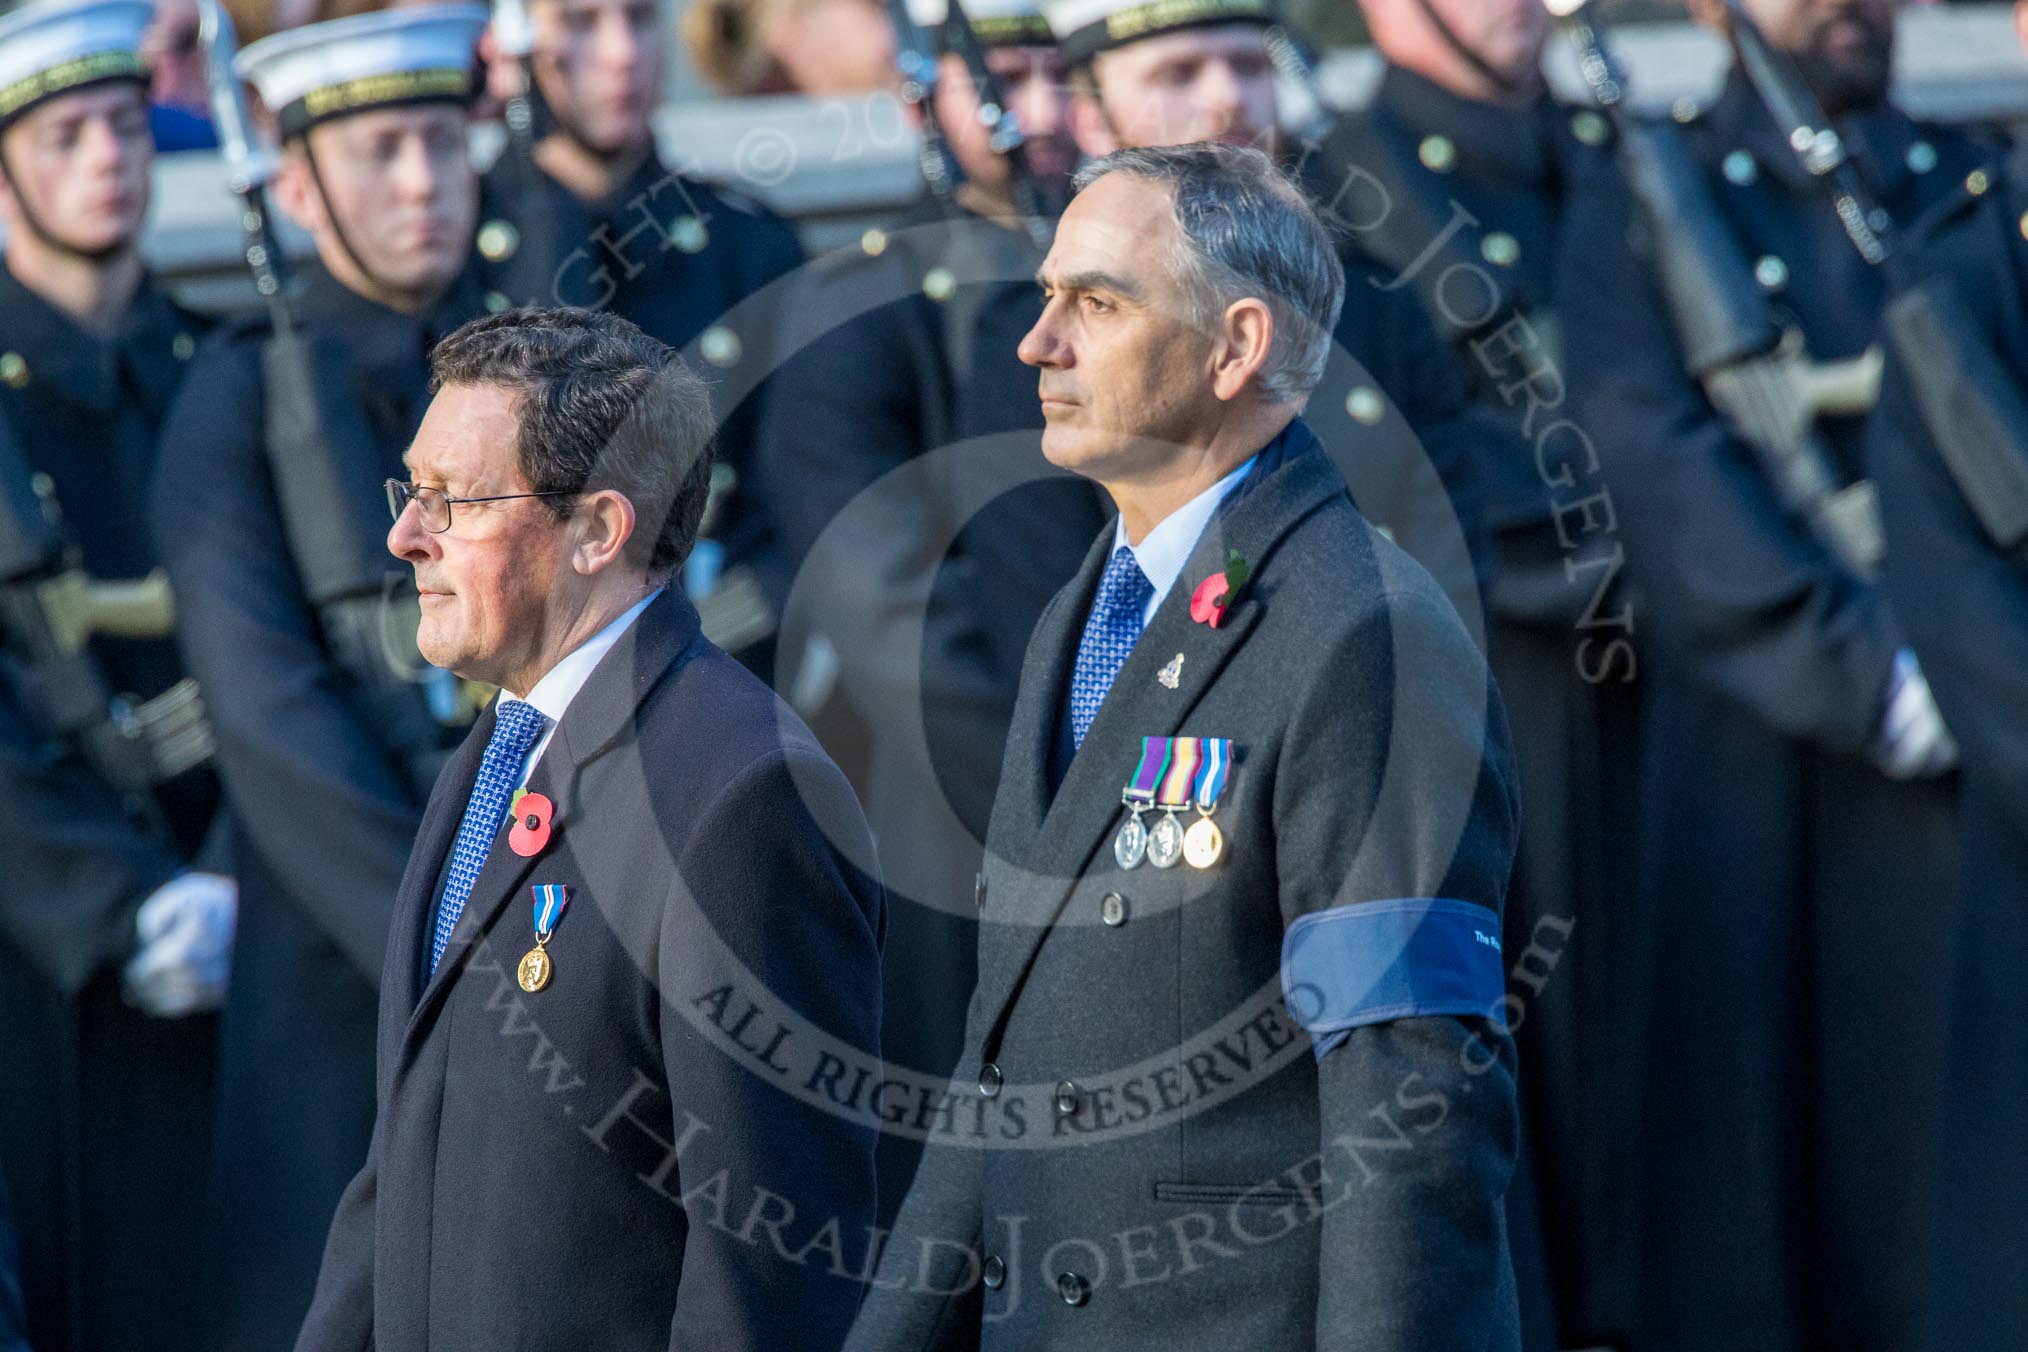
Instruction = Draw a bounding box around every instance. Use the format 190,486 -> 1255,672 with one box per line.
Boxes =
1183,815 -> 1224,868
1184,738 -> 1232,869
518,884 -> 570,993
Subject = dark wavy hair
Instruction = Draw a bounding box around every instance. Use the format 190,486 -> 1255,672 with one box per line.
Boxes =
429,306 -> 716,577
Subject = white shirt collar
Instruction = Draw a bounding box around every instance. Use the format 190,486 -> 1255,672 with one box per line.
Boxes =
496,588 -> 660,782
1111,456 -> 1257,625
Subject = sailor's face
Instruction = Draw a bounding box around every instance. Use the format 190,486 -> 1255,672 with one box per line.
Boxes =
1717,0 -> 1897,114
934,44 -> 1075,193
1020,171 -> 1221,480
0,83 -> 152,255
531,0 -> 665,156
297,104 -> 478,300
1080,25 -> 1279,157
393,382 -> 579,692
1417,0 -> 1548,85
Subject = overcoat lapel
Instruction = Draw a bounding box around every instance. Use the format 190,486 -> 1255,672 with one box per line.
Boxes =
387,712 -> 492,1017
398,589 -> 705,1053
972,435 -> 1349,1036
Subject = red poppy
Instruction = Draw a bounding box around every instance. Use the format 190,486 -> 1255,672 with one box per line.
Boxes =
1190,572 -> 1230,627
508,792 -> 554,857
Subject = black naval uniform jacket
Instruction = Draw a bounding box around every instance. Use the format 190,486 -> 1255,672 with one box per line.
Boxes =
1865,136 -> 2028,1352
845,421 -> 1522,1352
760,195 -> 1105,1075
294,587 -> 885,1352
476,150 -> 804,609
1330,63 -> 1640,1348
1556,69 -> 1984,1352
151,264 -> 486,1352
0,264 -> 221,1352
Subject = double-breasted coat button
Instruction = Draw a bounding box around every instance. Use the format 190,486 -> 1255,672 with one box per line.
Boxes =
978,1063 -> 1003,1098
1053,1079 -> 1081,1116
1057,1271 -> 1090,1306
1100,892 -> 1126,926
982,1254 -> 1006,1289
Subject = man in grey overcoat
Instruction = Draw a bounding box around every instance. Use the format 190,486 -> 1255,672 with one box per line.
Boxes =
845,142 -> 1525,1350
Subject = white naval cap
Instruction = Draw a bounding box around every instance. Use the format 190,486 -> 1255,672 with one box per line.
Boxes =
235,3 -> 487,139
1039,0 -> 1273,65
904,0 -> 1054,48
0,0 -> 152,128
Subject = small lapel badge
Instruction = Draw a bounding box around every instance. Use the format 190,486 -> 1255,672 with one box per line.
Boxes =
1157,653 -> 1184,689
508,790 -> 554,857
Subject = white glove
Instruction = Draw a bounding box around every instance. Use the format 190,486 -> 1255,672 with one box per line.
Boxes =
1873,649 -> 1959,780
124,871 -> 237,1018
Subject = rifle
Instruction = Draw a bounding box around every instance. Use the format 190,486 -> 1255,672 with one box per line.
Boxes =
200,0 -> 476,785
886,0 -> 964,207
0,409 -> 210,811
1548,0 -> 1885,579
939,0 -> 1053,248
1717,0 -> 2028,557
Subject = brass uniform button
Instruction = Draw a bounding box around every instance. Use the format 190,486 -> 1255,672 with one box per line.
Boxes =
699,325 -> 742,368
860,227 -> 889,256
1417,134 -> 1456,173
669,215 -> 709,254
1968,169 -> 1992,197
0,353 -> 27,388
923,266 -> 956,302
1481,231 -> 1520,267
476,219 -> 519,263
1345,386 -> 1386,426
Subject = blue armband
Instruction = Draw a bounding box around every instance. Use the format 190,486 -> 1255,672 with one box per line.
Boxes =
1280,898 -> 1507,1060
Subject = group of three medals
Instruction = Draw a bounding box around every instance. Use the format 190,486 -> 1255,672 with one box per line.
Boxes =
1115,736 -> 1231,871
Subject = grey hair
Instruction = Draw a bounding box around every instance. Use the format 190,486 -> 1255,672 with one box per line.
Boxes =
1073,143 -> 1346,404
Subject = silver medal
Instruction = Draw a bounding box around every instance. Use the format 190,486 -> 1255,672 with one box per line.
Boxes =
1148,812 -> 1185,869
1114,811 -> 1148,869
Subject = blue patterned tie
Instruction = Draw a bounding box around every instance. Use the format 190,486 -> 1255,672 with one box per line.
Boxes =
430,699 -> 551,974
1068,546 -> 1153,750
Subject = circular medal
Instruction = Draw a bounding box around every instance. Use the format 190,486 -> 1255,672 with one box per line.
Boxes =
1148,812 -> 1185,869
516,946 -> 552,993
1183,815 -> 1224,869
1113,813 -> 1148,870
